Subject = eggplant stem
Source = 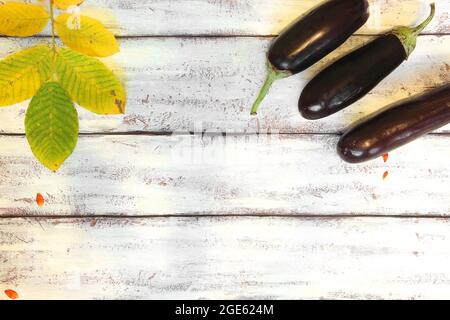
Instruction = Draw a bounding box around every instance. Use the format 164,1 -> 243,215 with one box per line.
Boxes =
413,3 -> 435,35
392,3 -> 436,58
250,65 -> 288,116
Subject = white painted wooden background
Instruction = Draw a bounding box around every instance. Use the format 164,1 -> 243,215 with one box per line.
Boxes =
0,0 -> 449,300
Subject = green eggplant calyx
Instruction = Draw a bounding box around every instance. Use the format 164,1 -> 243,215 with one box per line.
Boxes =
250,64 -> 290,116
392,3 -> 435,58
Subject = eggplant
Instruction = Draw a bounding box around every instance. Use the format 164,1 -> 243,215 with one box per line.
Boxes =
250,0 -> 370,115
337,84 -> 450,164
300,3 -> 436,120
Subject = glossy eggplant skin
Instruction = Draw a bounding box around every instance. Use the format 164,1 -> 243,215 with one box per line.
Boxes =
337,84 -> 450,164
268,0 -> 369,74
299,34 -> 406,120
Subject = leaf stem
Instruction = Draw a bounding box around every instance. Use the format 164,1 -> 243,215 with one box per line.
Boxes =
49,0 -> 57,80
49,0 -> 56,56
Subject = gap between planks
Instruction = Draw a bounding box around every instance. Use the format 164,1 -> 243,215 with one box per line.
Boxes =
7,33 -> 447,39
1,132 -> 449,137
2,214 -> 450,220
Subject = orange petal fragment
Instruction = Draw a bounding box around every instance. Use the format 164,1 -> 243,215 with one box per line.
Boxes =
5,289 -> 19,300
36,193 -> 45,207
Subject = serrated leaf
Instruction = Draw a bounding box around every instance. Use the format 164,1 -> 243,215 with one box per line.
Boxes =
54,0 -> 85,10
0,45 -> 53,107
55,48 -> 126,115
0,2 -> 49,37
55,14 -> 119,57
25,82 -> 79,172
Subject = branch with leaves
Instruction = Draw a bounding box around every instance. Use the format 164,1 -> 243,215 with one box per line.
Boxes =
0,0 -> 126,171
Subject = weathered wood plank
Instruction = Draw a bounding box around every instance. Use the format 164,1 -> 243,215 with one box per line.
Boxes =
2,216 -> 450,299
33,0 -> 450,36
0,134 -> 448,216
0,36 -> 449,134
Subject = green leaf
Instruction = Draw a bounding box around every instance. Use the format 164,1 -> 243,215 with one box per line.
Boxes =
55,48 -> 126,115
25,82 -> 79,172
0,45 -> 52,107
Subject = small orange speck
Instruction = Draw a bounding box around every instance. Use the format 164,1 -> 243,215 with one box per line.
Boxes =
4,289 -> 19,300
383,171 -> 389,180
383,153 -> 389,163
36,193 -> 45,207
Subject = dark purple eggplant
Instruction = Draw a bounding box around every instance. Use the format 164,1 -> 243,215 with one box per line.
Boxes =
250,0 -> 370,115
300,3 -> 435,120
337,84 -> 450,164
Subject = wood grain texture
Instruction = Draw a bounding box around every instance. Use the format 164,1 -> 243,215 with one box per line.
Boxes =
0,134 -> 448,217
0,36 -> 449,134
34,0 -> 450,36
3,216 -> 450,299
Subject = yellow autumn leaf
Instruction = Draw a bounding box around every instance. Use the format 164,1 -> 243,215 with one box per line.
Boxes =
0,45 -> 52,107
0,2 -> 49,37
54,0 -> 85,10
55,48 -> 126,115
55,13 -> 119,57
